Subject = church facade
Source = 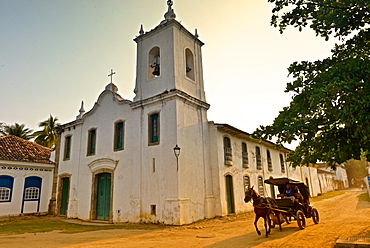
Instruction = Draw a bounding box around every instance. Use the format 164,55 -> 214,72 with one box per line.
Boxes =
55,2 -> 320,225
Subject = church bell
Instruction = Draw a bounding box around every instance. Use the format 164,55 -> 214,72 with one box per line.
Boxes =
152,65 -> 160,76
151,54 -> 160,76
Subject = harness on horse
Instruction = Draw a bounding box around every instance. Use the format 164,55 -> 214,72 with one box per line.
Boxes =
253,196 -> 276,209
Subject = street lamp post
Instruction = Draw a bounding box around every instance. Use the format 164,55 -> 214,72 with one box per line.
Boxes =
173,144 -> 181,171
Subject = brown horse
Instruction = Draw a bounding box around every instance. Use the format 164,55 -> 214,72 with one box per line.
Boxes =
244,186 -> 282,237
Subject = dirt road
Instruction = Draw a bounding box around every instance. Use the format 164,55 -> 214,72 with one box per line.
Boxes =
1,189 -> 369,248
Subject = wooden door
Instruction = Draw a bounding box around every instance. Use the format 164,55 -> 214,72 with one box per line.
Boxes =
225,175 -> 235,214
96,173 -> 111,221
60,177 -> 69,215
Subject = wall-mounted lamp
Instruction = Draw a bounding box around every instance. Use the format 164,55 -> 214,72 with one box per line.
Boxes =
173,144 -> 181,171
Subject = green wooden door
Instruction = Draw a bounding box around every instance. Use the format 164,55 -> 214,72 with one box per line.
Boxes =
60,177 -> 69,215
225,175 -> 235,214
96,173 -> 111,221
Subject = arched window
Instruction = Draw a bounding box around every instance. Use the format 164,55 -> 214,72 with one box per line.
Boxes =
185,48 -> 194,80
280,154 -> 285,173
258,176 -> 264,197
243,175 -> 250,190
267,150 -> 272,171
224,137 -> 232,165
24,176 -> 42,201
0,175 -> 14,202
242,142 -> 249,168
256,146 -> 262,169
149,47 -> 160,79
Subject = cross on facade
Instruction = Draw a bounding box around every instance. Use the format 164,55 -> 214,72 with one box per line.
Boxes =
108,69 -> 116,83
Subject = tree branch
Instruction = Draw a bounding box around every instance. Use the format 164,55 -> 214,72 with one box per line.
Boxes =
303,1 -> 353,10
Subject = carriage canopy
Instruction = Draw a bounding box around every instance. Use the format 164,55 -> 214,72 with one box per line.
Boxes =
264,177 -> 311,199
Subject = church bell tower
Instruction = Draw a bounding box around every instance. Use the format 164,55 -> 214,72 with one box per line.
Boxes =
133,0 -> 207,103
131,1 -> 213,225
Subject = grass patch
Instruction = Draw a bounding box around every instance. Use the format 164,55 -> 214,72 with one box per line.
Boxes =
0,218 -> 164,235
358,192 -> 370,202
311,191 -> 345,202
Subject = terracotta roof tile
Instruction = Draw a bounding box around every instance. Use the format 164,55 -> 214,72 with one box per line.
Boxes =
0,135 -> 54,164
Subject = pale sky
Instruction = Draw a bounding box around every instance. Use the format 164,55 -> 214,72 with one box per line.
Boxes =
0,0 -> 337,148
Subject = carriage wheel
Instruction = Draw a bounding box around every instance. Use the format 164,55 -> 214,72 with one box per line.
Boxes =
311,208 -> 319,224
296,210 -> 306,229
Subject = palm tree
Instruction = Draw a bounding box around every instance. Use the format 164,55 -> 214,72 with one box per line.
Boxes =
0,122 -> 5,136
1,123 -> 34,140
33,115 -> 60,149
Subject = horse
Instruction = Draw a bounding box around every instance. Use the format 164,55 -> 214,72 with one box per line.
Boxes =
244,186 -> 282,237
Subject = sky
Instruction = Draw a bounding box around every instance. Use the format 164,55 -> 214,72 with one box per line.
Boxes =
0,0 -> 338,148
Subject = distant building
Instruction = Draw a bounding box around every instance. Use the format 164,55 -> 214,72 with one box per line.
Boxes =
335,164 -> 349,189
316,163 -> 349,193
0,135 -> 55,216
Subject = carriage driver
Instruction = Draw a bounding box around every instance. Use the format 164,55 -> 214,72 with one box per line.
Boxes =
277,183 -> 308,212
277,183 -> 303,200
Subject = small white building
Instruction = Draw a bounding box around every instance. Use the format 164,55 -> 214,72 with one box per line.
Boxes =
335,164 -> 349,189
55,2 -> 323,225
0,135 -> 55,216
316,163 -> 349,193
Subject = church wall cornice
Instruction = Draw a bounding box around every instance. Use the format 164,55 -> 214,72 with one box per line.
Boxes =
0,159 -> 55,169
214,123 -> 291,152
130,89 -> 210,110
134,20 -> 204,47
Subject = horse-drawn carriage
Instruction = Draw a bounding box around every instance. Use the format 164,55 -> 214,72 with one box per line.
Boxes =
244,177 -> 319,237
264,177 -> 319,229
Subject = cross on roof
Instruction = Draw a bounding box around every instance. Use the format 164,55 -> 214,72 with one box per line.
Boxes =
167,0 -> 173,7
108,69 -> 116,83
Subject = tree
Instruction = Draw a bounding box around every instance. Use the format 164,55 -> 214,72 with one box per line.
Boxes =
0,123 -> 34,140
253,0 -> 370,169
33,115 -> 60,149
0,123 -> 5,136
344,158 -> 368,186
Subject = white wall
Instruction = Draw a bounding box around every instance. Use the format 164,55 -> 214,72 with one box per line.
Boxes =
209,124 -> 294,216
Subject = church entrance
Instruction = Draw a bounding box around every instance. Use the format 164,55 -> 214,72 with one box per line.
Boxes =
225,175 -> 235,214
60,177 -> 70,215
96,173 -> 111,221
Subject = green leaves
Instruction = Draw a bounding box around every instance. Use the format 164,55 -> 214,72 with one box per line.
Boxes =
254,0 -> 370,168
0,123 -> 33,140
33,114 -> 60,149
268,0 -> 370,40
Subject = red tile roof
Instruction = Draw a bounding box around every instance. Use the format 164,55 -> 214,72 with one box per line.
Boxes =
0,135 -> 54,164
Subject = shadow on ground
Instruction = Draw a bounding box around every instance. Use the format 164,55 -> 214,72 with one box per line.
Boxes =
205,226 -> 298,248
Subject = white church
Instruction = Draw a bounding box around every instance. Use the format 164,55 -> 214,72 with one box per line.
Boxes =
55,1 -> 322,225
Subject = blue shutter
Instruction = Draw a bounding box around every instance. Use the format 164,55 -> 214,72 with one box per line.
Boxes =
0,176 -> 14,202
24,176 -> 42,201
0,176 -> 13,188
